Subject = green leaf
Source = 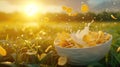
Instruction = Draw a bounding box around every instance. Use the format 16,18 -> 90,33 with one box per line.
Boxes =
26,64 -> 40,67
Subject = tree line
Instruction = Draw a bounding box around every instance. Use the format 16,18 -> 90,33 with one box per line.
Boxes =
0,11 -> 120,22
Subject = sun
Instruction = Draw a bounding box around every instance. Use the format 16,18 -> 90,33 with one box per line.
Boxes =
24,4 -> 39,16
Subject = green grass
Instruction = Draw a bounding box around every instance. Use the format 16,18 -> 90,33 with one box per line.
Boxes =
0,21 -> 120,67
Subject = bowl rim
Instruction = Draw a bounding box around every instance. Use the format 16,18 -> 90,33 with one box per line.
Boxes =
54,34 -> 112,50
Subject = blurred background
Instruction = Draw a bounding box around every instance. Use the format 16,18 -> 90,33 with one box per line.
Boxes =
0,0 -> 120,22
0,0 -> 120,67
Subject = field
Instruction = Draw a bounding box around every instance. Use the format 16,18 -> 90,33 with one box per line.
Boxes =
0,21 -> 120,67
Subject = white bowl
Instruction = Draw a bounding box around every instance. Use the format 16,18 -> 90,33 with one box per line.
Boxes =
54,35 -> 112,65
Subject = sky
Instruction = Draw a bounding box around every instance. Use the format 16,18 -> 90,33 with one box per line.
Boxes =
0,0 -> 120,13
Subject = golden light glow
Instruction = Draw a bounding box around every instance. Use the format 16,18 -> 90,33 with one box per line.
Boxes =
24,22 -> 39,28
24,3 -> 39,16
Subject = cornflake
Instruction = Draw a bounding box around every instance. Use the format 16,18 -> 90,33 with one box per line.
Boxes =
81,3 -> 89,13
58,56 -> 67,66
55,23 -> 111,48
0,46 -> 7,56
117,47 -> 120,52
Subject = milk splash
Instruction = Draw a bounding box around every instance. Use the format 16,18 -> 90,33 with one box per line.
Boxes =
71,22 -> 93,47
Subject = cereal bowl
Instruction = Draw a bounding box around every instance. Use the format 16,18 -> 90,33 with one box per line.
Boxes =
54,34 -> 112,65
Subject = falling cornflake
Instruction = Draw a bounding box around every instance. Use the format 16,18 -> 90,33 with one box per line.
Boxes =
80,3 -> 89,13
111,14 -> 117,20
117,47 -> 120,52
0,46 -> 7,56
62,6 -> 73,13
62,6 -> 78,16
